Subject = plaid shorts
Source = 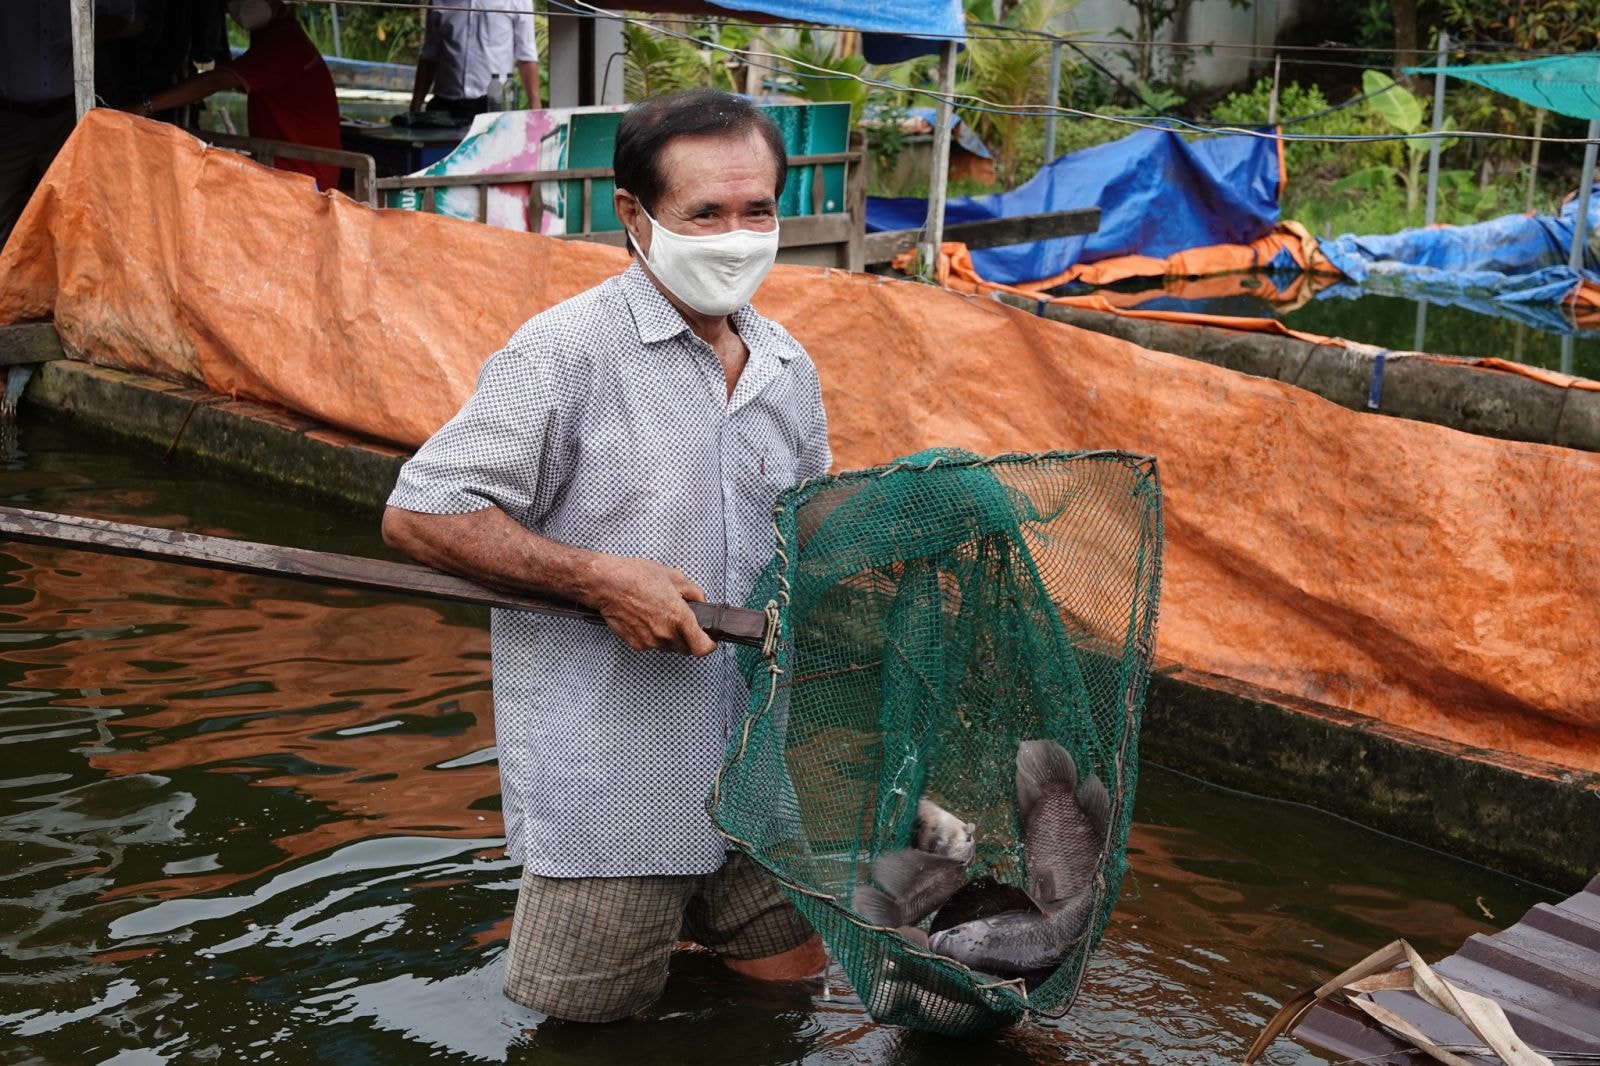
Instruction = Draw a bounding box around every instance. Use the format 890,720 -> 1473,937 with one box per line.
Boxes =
503,852 -> 815,1022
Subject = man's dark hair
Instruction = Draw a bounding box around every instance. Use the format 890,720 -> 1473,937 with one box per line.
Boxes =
613,89 -> 788,216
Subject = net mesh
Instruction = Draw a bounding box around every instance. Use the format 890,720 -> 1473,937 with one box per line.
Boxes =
710,448 -> 1165,1034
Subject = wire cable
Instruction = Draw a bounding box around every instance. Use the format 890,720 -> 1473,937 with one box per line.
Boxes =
285,0 -> 1600,146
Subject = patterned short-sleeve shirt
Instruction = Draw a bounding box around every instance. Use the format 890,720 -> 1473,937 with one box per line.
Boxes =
388,262 -> 832,877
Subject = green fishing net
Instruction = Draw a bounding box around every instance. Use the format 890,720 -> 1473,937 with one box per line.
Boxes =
710,448 -> 1165,1034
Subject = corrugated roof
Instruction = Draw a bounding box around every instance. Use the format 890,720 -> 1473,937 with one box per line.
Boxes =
1291,874 -> 1600,1063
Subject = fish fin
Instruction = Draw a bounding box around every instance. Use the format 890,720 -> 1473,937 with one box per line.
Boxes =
1015,739 -> 1077,824
871,848 -> 968,926
1076,772 -> 1113,841
897,926 -> 930,949
853,884 -> 904,928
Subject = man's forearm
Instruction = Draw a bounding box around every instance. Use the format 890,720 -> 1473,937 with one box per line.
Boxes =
143,68 -> 243,115
517,60 -> 540,109
410,58 -> 438,111
382,504 -> 602,605
381,505 -> 716,656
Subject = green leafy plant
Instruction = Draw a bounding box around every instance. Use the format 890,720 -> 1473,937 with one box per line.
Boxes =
1336,70 -> 1459,214
954,0 -> 1083,187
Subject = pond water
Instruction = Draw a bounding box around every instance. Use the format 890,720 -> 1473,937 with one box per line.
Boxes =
1079,282 -> 1600,383
0,418 -> 1560,1065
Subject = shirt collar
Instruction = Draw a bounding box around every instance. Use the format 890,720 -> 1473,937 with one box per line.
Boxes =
620,260 -> 796,362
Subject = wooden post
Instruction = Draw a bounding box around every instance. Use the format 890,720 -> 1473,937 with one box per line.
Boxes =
1044,41 -> 1062,163
1423,31 -> 1448,227
1527,108 -> 1546,213
1267,55 -> 1282,125
69,0 -> 95,121
920,40 -> 959,280
1567,116 -> 1600,274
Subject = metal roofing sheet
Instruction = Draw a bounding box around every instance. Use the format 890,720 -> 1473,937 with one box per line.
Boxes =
1290,874 -> 1600,1063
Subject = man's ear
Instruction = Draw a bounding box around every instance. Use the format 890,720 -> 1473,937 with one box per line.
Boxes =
613,188 -> 644,254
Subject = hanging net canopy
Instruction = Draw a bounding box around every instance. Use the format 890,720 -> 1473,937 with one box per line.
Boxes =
710,449 -> 1165,1034
1404,54 -> 1600,120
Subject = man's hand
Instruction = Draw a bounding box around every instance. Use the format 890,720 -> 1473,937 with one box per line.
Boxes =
588,557 -> 717,657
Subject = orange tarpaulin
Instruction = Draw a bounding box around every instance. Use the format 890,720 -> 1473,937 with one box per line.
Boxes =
5,112 -> 1600,771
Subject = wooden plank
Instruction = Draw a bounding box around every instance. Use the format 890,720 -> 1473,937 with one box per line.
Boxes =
844,130 -> 867,272
0,506 -> 770,649
773,213 -> 853,246
374,166 -> 615,191
0,324 -> 66,366
370,155 -> 860,194
201,131 -> 374,175
863,207 -> 1101,266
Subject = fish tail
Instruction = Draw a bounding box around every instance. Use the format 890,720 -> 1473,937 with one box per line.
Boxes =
1076,771 -> 1113,840
1015,739 -> 1078,822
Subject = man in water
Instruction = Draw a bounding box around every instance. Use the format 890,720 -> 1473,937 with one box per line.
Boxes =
382,89 -> 831,1022
131,0 -> 340,190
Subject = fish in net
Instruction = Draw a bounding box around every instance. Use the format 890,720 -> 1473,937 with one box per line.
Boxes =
709,448 -> 1164,1034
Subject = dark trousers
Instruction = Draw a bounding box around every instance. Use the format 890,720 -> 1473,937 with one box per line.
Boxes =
0,98 -> 75,252
425,95 -> 490,122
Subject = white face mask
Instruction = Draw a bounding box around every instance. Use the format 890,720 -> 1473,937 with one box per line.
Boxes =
637,209 -> 780,318
227,0 -> 274,31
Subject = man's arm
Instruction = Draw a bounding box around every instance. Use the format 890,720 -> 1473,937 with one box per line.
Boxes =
136,67 -> 245,115
382,504 -> 716,656
409,58 -> 438,112
516,59 -> 540,109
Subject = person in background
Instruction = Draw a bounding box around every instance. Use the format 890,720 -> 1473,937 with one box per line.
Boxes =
409,0 -> 540,122
132,0 -> 341,191
0,2 -> 78,250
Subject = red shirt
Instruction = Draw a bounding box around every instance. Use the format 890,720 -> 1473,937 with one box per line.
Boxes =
225,17 -> 341,191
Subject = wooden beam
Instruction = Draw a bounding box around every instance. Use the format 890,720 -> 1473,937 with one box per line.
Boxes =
0,323 -> 66,366
0,506 -> 771,649
69,0 -> 94,121
863,207 -> 1101,266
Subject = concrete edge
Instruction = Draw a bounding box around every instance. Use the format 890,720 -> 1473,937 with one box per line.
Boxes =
998,295 -> 1600,454
24,358 -> 407,511
20,355 -> 1600,890
1144,666 -> 1600,891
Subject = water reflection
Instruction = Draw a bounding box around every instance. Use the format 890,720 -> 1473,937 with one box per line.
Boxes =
0,421 -> 1558,1064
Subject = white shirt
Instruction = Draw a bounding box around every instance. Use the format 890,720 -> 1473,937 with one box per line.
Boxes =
387,263 -> 833,876
419,0 -> 538,101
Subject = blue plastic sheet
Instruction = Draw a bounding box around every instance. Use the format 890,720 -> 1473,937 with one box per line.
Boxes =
699,0 -> 964,41
865,127 -> 1282,286
1318,193 -> 1600,305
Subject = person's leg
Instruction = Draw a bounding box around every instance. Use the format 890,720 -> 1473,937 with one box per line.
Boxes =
0,107 -> 72,252
503,867 -> 697,1023
685,852 -> 828,981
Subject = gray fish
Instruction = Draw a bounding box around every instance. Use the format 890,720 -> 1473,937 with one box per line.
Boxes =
852,848 -> 968,929
852,740 -> 1111,983
1015,739 -> 1111,911
914,798 -> 977,864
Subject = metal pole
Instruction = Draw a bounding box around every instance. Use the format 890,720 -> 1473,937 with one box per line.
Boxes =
1566,116 -> 1600,273
1413,301 -> 1427,353
330,3 -> 343,58
920,40 -> 958,280
1423,31 -> 1448,227
68,0 -> 94,121
1044,40 -> 1061,163
1561,334 -> 1575,377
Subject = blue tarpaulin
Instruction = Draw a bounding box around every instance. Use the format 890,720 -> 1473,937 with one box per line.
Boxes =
865,127 -> 1282,286
1318,194 -> 1600,304
698,1 -> 964,49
